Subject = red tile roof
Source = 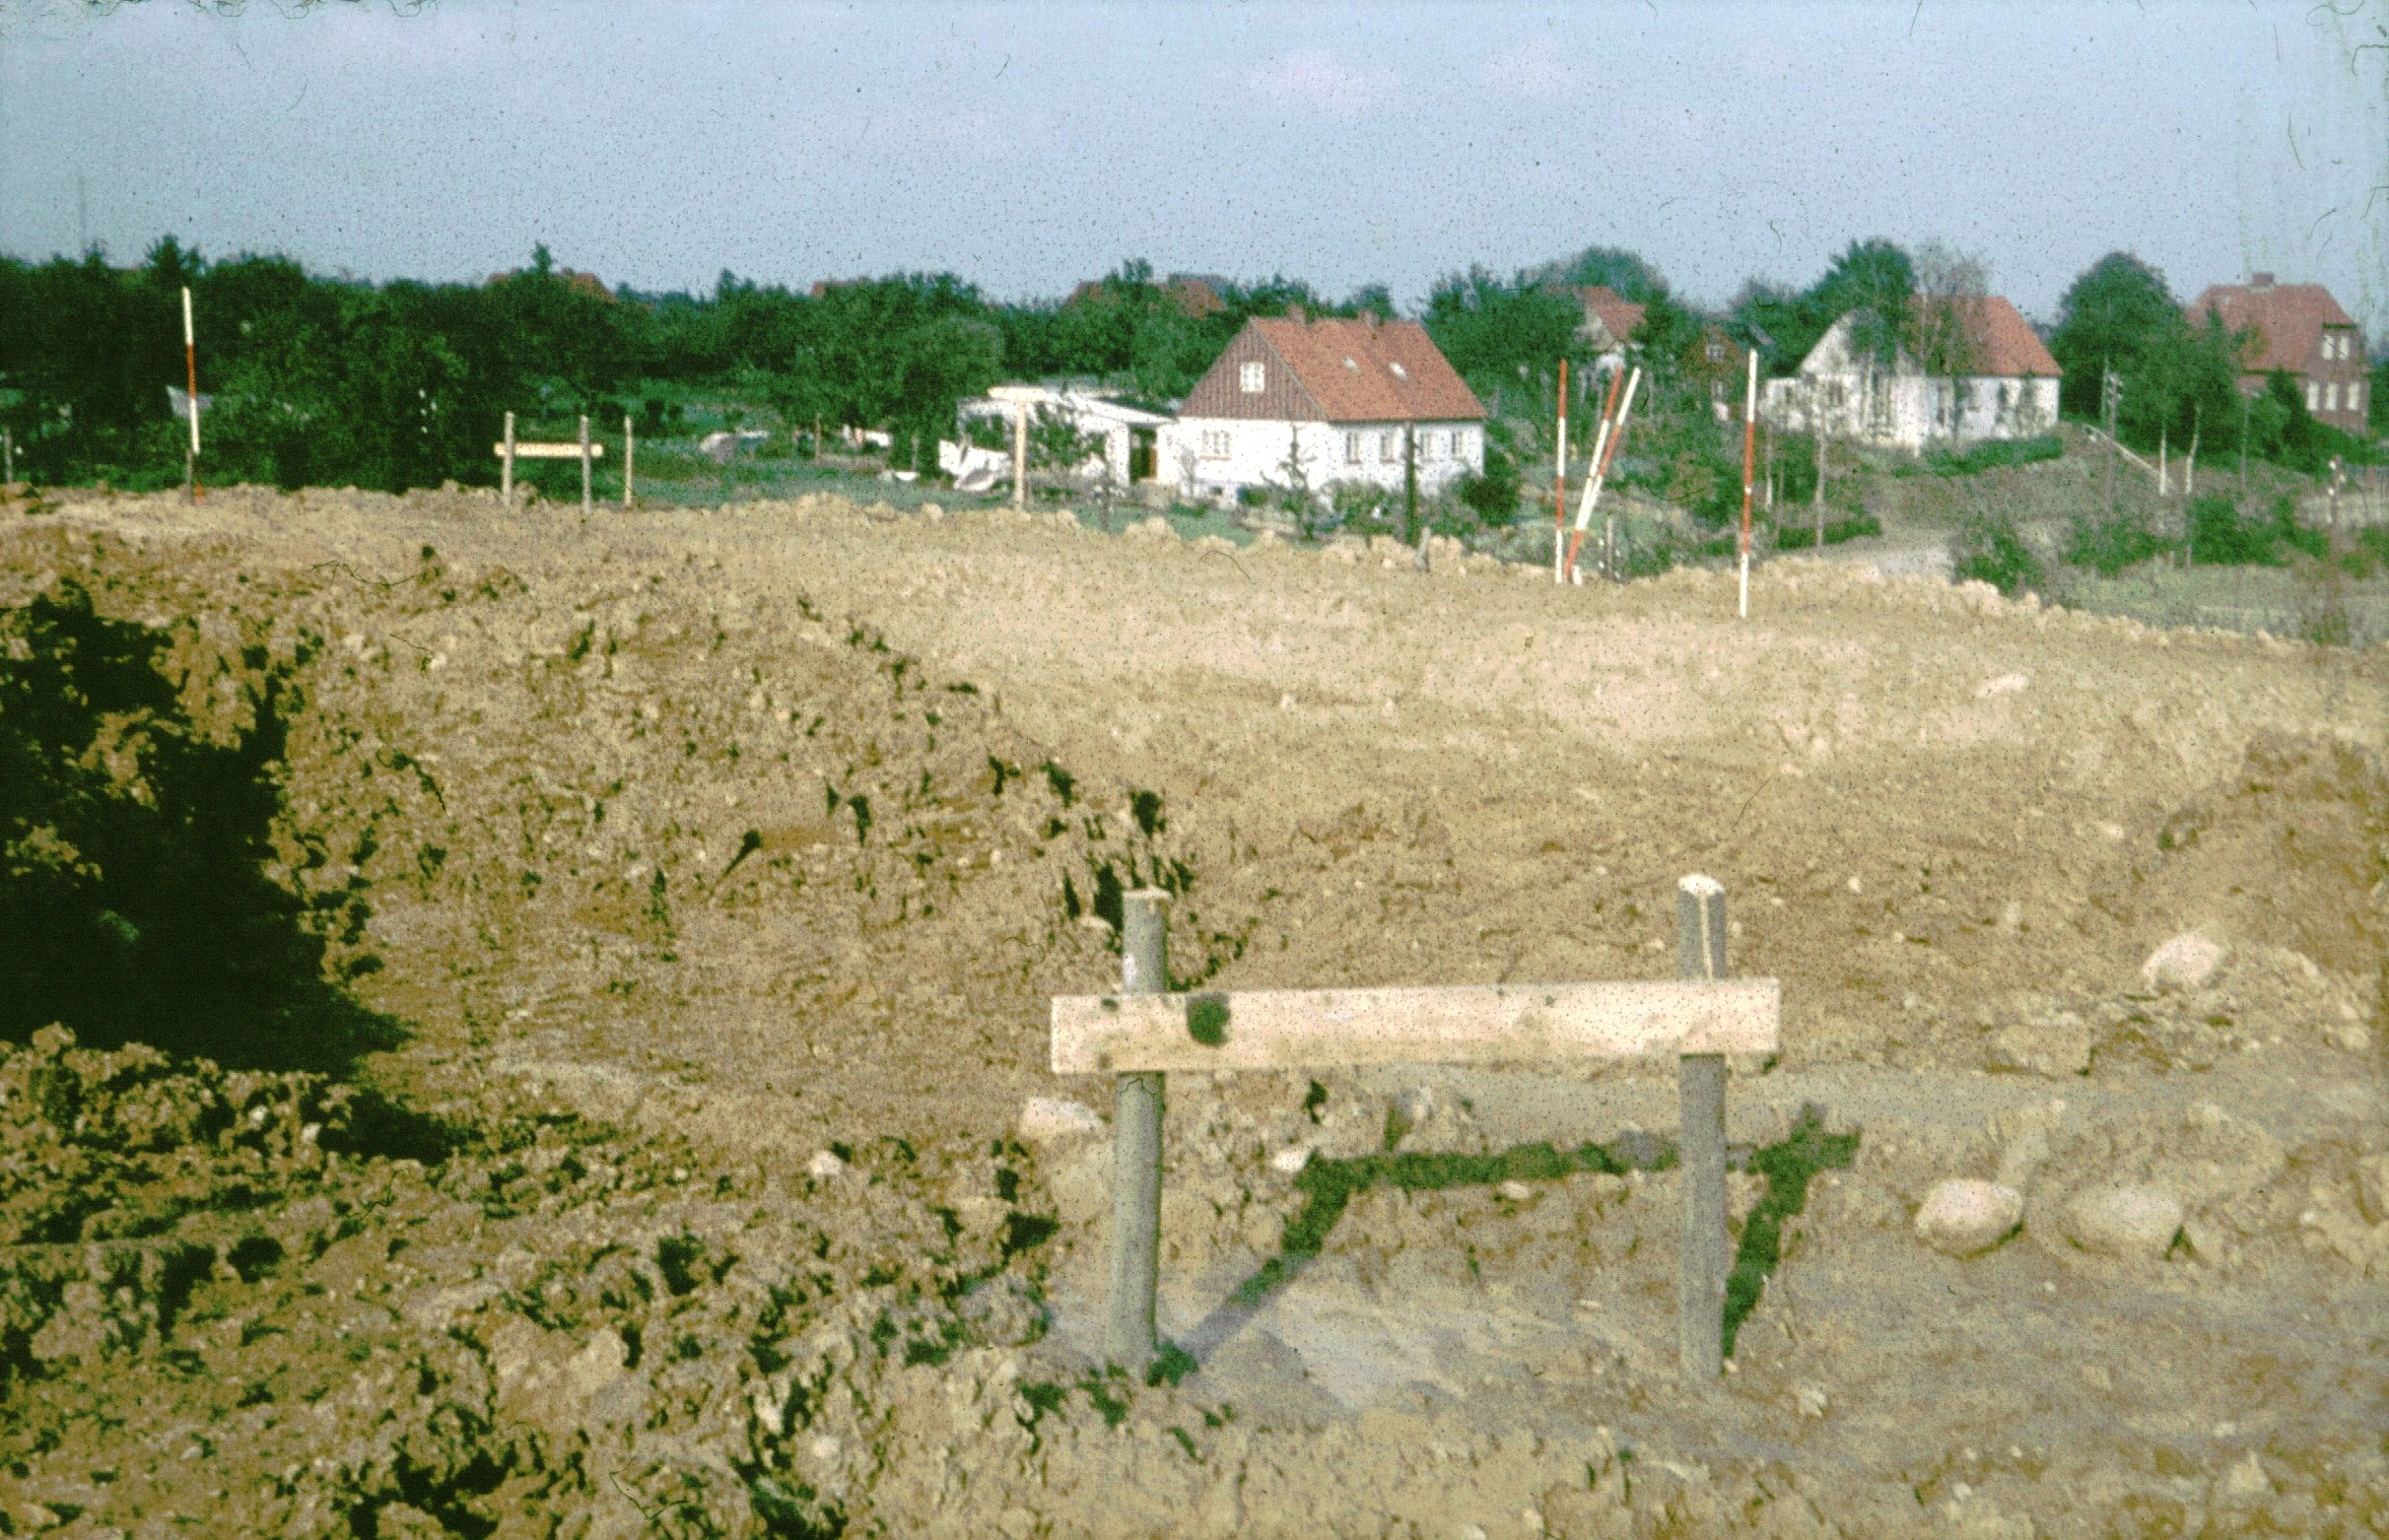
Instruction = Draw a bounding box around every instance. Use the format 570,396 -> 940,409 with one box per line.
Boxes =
1577,286 -> 1648,348
1247,316 -> 1485,423
1913,295 -> 2061,376
2186,280 -> 2361,374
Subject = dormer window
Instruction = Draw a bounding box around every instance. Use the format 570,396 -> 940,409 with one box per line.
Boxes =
1240,362 -> 1265,393
1389,362 -> 1408,379
1343,357 -> 1358,371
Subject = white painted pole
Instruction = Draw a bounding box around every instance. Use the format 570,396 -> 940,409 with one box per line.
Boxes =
623,413 -> 636,509
502,411 -> 515,505
1739,350 -> 1756,621
1553,359 -> 1569,584
181,288 -> 200,458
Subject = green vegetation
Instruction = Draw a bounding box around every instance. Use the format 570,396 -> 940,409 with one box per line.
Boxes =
1949,509 -> 2046,594
1920,434 -> 2064,476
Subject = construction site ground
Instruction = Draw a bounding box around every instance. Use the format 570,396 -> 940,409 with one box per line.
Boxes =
0,484 -> 2383,1538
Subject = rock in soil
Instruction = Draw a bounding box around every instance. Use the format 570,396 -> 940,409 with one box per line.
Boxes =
1914,1178 -> 2025,1256
2063,1184 -> 2186,1258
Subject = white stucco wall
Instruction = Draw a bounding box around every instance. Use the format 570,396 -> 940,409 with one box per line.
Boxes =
1159,418 -> 1483,503
1758,311 -> 2059,451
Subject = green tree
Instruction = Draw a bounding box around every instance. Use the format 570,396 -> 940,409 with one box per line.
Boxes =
2049,253 -> 2179,420
1536,246 -> 1670,304
1421,267 -> 1587,395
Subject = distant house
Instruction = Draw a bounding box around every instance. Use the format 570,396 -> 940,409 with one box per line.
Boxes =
2186,273 -> 2369,435
953,385 -> 1174,490
1062,272 -> 1229,320
1575,286 -> 1648,375
1161,310 -> 1485,504
488,265 -> 612,301
1761,295 -> 2061,451
1678,321 -> 1753,420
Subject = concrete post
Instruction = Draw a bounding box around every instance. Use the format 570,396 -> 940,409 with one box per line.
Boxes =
502,412 -> 515,505
580,415 -> 593,515
1108,890 -> 1170,1373
1675,873 -> 1730,1384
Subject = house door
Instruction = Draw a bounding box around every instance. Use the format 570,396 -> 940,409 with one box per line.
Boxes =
1129,428 -> 1156,483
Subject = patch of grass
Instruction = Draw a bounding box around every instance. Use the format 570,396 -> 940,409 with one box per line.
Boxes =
1722,1105 -> 1859,1357
1920,435 -> 2064,477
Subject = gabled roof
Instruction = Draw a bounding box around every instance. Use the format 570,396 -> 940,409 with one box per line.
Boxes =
1807,296 -> 2060,377
2187,279 -> 2360,374
1164,274 -> 1227,318
1247,316 -> 1485,422
1917,295 -> 2061,376
1577,286 -> 1648,349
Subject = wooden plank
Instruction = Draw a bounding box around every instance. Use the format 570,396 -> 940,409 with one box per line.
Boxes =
493,441 -> 605,459
1051,978 -> 1778,1075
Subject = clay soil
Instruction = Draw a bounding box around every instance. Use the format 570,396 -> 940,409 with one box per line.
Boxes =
1,485 -> 2385,1538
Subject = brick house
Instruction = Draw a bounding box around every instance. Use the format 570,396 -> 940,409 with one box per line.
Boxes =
1161,311 -> 1485,504
2187,274 -> 2369,435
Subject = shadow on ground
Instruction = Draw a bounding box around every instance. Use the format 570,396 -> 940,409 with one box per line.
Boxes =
1161,1104 -> 1859,1382
1,580 -> 405,1081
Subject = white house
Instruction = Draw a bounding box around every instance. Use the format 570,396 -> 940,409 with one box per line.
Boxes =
953,385 -> 1174,490
1161,311 -> 1486,505
1761,295 -> 2062,452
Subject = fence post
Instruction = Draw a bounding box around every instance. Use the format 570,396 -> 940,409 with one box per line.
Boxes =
3,427 -> 12,486
1108,890 -> 1170,1373
1675,874 -> 1730,1384
624,414 -> 636,509
502,412 -> 515,506
580,415 -> 593,515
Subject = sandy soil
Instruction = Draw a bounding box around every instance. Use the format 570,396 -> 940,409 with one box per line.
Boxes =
1,483 -> 2384,1538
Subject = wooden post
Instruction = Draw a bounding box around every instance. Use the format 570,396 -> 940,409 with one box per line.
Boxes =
502,412 -> 515,505
1013,401 -> 1028,510
1675,874 -> 1730,1384
1108,890 -> 1169,1373
623,413 -> 636,509
2,427 -> 12,486
579,415 -> 593,514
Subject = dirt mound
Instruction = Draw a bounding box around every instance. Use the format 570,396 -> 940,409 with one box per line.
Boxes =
4,488 -> 2387,1536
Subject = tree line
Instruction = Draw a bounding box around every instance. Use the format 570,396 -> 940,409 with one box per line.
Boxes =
0,234 -> 2375,496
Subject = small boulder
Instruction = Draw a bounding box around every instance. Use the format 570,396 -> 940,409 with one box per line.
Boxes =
2141,933 -> 2225,993
2214,1451 -> 2273,1505
1016,1097 -> 1105,1145
806,1150 -> 850,1179
1914,1179 -> 2024,1257
2063,1185 -> 2184,1259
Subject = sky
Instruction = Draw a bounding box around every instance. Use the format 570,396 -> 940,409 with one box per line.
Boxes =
2,0 -> 2384,334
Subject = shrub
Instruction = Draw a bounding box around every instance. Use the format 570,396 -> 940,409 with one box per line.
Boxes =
1328,480 -> 1390,524
1950,509 -> 2045,595
2186,495 -> 2279,566
2066,508 -> 2172,576
1456,443 -> 1521,526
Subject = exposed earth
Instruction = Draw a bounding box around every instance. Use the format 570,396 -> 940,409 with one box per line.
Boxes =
1,483 -> 2384,1538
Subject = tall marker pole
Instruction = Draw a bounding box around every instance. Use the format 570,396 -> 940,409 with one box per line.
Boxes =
181,286 -> 203,502
1567,367 -> 1640,582
623,413 -> 637,509
1552,358 -> 1570,584
1739,350 -> 1756,619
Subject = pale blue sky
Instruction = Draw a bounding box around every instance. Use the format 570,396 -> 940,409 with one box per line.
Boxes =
2,0 -> 2382,332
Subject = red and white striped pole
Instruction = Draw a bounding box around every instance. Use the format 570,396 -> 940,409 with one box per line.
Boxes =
182,286 -> 203,502
1738,349 -> 1756,619
1552,358 -> 1569,584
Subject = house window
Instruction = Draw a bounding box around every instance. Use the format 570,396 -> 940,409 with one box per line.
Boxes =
1240,361 -> 1265,394
2326,382 -> 2340,413
1379,432 -> 1398,462
1343,431 -> 1361,464
1454,428 -> 1472,458
2307,381 -> 2321,411
1199,429 -> 1231,460
1706,340 -> 1725,364
2357,382 -> 2368,416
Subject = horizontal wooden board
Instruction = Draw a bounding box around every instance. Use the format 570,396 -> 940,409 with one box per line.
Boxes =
1051,978 -> 1779,1075
493,441 -> 606,459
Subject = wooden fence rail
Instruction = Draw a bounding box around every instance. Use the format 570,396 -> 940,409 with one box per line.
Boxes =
1050,873 -> 1778,1383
